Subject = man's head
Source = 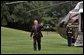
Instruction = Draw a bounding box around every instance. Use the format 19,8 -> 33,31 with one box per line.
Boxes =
34,20 -> 38,25
67,23 -> 72,27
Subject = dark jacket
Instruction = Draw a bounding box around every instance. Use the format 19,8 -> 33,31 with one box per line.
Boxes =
66,27 -> 73,36
30,24 -> 43,37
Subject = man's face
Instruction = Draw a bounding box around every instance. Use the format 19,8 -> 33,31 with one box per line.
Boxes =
34,20 -> 38,25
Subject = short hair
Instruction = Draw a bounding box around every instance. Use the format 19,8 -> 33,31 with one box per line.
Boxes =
33,20 -> 38,24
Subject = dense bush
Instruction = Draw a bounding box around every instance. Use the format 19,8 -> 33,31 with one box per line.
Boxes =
1,1 -> 79,33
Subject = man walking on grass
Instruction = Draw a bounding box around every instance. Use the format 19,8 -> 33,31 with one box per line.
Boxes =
30,19 -> 43,51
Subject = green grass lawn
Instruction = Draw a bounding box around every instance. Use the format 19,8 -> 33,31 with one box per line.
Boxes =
1,27 -> 83,54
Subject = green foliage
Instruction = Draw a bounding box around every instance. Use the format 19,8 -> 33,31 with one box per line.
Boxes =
1,1 -> 79,36
1,1 -> 79,25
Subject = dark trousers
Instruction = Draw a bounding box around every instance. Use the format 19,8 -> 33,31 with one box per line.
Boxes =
67,33 -> 72,46
33,36 -> 41,51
